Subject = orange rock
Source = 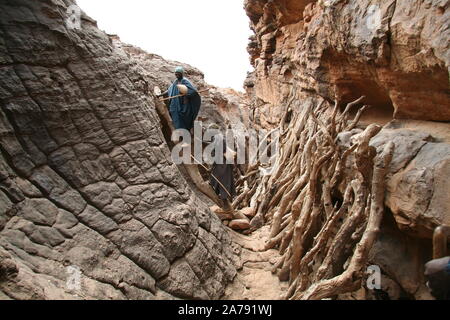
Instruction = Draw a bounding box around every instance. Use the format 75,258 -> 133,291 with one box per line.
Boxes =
244,0 -> 450,124
229,219 -> 251,230
240,207 -> 256,218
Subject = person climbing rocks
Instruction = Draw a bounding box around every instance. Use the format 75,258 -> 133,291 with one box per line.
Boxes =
158,66 -> 201,133
207,124 -> 236,213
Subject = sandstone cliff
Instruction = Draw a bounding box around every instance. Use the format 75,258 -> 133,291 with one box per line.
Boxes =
0,0 -> 236,300
244,0 -> 449,299
245,0 -> 449,123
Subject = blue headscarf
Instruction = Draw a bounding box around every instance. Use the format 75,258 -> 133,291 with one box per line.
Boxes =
167,77 -> 201,131
175,66 -> 184,73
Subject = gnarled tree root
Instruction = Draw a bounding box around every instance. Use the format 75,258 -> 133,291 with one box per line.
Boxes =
235,96 -> 395,300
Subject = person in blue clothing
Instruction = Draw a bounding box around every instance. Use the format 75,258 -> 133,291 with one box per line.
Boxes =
158,66 -> 201,132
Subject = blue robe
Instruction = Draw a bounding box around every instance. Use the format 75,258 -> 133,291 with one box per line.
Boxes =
167,78 -> 201,131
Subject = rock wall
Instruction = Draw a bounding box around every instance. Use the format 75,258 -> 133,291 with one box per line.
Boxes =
245,0 -> 450,236
0,0 -> 236,300
244,0 -> 450,299
245,0 -> 449,123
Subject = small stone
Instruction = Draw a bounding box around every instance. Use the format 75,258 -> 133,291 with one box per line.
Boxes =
240,207 -> 256,218
229,219 -> 251,230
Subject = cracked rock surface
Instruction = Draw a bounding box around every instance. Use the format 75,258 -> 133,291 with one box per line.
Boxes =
0,0 -> 236,300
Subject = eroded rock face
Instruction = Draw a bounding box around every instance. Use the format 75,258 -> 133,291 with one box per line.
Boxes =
245,0 -> 450,122
244,0 -> 450,299
368,212 -> 434,300
245,0 -> 450,238
0,0 -> 236,300
370,128 -> 450,238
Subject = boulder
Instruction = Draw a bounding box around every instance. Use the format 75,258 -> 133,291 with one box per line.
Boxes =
229,219 -> 251,231
244,0 -> 450,126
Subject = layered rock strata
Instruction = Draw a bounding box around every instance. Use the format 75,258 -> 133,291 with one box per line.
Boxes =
0,0 -> 237,300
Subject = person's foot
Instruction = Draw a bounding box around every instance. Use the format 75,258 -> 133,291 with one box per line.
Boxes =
215,206 -> 233,215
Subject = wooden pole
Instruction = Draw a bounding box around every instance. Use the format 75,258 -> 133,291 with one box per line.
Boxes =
159,89 -> 210,101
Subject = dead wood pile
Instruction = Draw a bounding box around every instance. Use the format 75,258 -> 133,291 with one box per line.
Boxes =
235,97 -> 395,299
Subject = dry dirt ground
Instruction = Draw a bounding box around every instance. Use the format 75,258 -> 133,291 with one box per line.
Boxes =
222,225 -> 288,300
